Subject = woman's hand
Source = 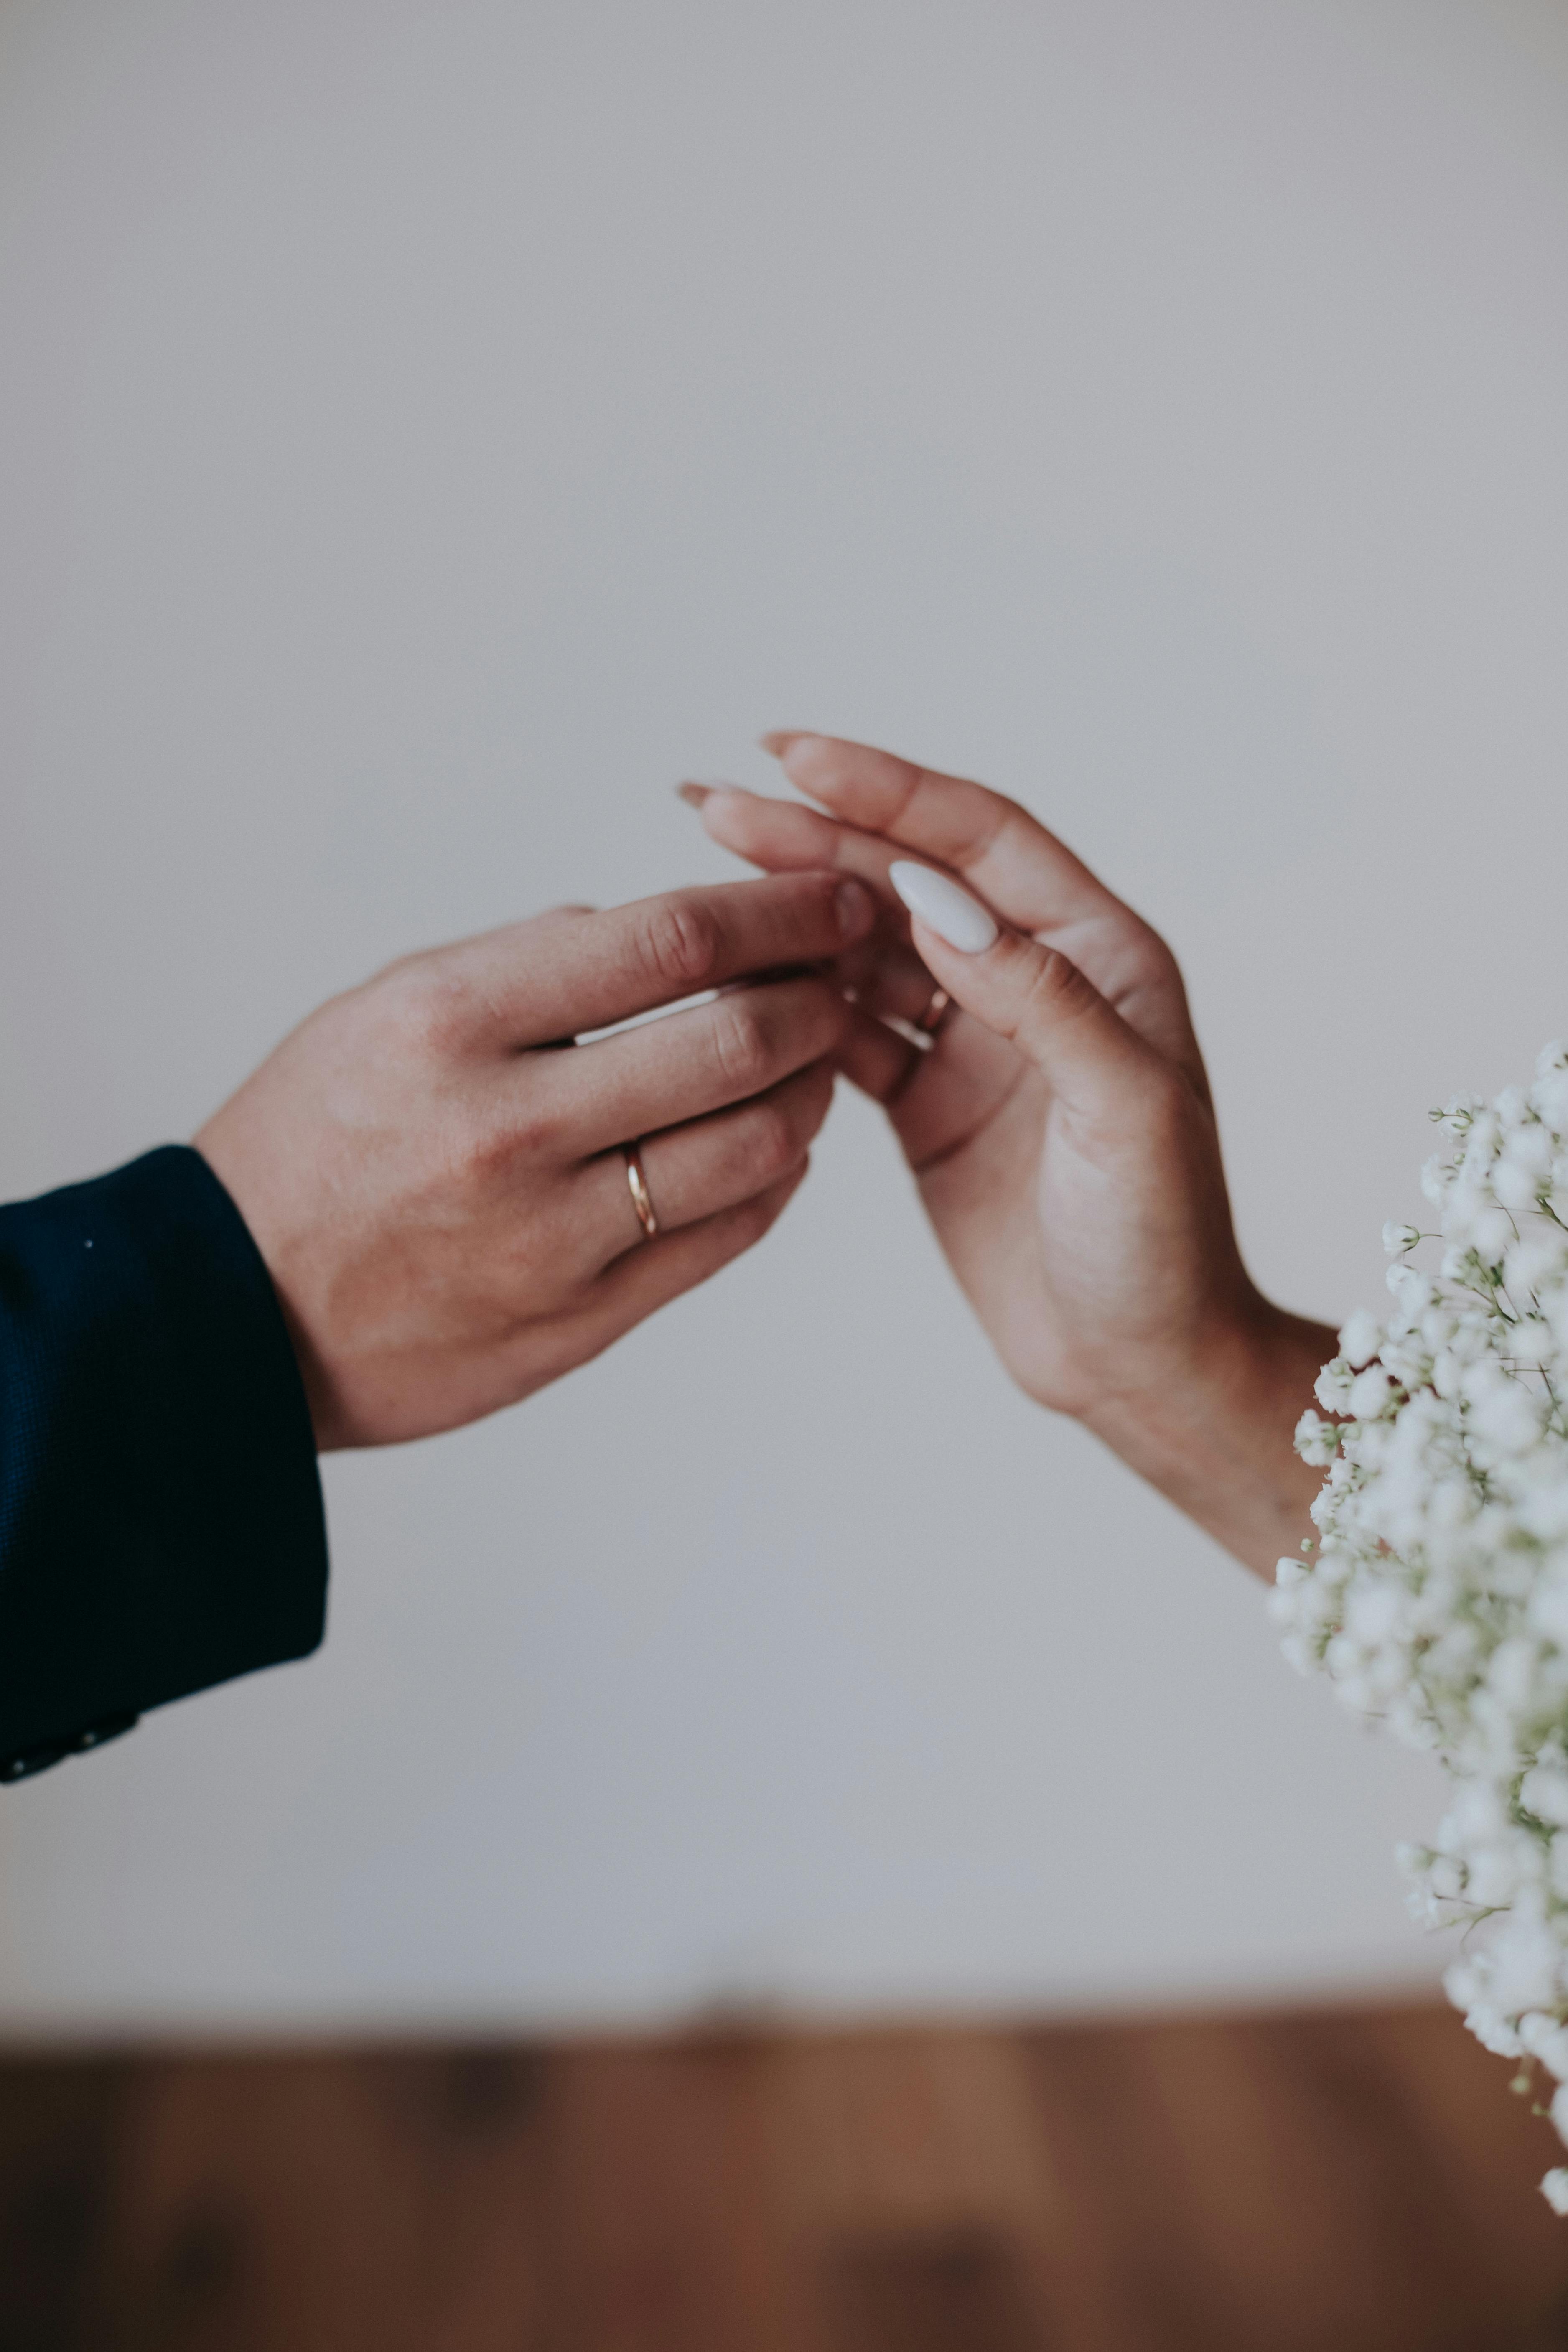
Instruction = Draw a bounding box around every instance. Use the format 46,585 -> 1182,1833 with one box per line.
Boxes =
685,734 -> 1333,1576
196,871 -> 876,1449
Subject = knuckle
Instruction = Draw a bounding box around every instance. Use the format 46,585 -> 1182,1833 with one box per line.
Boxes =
796,1058 -> 836,1133
801,976 -> 849,1050
1018,943 -> 1088,1029
457,1087 -> 560,1188
1127,918 -> 1180,988
383,964 -> 476,1059
746,1095 -> 801,1181
738,1200 -> 774,1247
634,896 -> 723,993
784,1064 -> 835,1153
710,993 -> 776,1092
511,1071 -> 573,1159
455,1113 -> 510,1192
507,1102 -> 564,1167
732,1184 -> 786,1250
449,1102 -> 511,1191
1140,1064 -> 1196,1144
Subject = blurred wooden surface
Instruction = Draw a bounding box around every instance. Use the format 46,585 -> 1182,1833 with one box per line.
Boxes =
3,2002 -> 1568,2351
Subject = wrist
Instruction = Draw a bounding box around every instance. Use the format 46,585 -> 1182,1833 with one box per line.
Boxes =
192,1119 -> 336,1452
1077,1297 -> 1336,1581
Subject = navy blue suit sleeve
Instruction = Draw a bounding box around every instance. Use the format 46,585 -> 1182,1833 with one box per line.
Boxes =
0,1146 -> 328,1779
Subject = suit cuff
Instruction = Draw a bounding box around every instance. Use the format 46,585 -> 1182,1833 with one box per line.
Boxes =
0,1146 -> 328,1773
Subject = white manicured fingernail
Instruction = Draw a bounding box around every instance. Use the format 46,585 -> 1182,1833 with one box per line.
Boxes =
888,861 -> 999,953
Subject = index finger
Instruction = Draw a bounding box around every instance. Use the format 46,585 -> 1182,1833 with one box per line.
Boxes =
685,775 -> 1206,1084
468,871 -> 876,1048
758,731 -> 1125,938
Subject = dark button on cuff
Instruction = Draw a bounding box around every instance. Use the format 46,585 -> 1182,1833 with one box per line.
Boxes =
0,1711 -> 139,1782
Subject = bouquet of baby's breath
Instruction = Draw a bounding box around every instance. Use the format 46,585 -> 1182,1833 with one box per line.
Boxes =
1274,1043 -> 1568,2210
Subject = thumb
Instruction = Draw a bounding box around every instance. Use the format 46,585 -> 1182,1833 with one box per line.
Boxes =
888,861 -> 1153,1103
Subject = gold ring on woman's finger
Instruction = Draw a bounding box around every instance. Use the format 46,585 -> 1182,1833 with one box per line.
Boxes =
622,1143 -> 659,1240
916,985 -> 952,1036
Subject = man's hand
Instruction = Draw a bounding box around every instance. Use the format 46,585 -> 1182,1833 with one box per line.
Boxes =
685,735 -> 1333,1577
196,871 -> 876,1449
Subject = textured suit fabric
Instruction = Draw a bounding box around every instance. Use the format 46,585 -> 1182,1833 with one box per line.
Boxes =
0,1147 -> 328,1777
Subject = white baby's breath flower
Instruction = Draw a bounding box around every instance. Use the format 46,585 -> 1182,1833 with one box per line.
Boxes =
1293,1411 -> 1340,1467
1347,1364 -> 1397,1421
1457,1996 -> 1524,2060
1475,1205 -> 1517,1264
1287,1041 -> 1568,2212
1493,1159 -> 1541,1214
1469,1376 -> 1544,1460
1339,1308 -> 1383,1370
1522,1765 -> 1568,1829
1386,1261 -> 1433,1313
1510,1319 -> 1557,1369
1521,2013 -> 1568,2080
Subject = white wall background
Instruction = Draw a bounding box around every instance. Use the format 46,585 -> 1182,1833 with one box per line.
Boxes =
2,0 -> 1568,2034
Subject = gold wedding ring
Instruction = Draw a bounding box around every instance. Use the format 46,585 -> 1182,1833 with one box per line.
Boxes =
623,1143 -> 659,1240
916,985 -> 953,1036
